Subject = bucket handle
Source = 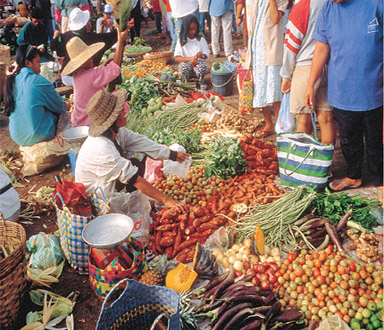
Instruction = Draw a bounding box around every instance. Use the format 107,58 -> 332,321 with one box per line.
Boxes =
212,73 -> 234,88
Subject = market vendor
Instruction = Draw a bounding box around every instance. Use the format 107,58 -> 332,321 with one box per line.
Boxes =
16,8 -> 54,62
0,3 -> 30,28
4,44 -> 67,146
174,14 -> 210,89
51,8 -> 119,86
60,20 -> 133,127
75,89 -> 190,213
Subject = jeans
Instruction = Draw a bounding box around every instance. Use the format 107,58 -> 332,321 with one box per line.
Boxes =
211,10 -> 233,56
174,10 -> 199,47
154,11 -> 162,34
199,11 -> 211,33
167,12 -> 177,51
333,106 -> 383,183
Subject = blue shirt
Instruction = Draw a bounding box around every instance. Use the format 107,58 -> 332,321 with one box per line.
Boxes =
17,21 -> 49,48
314,0 -> 383,111
9,67 -> 66,146
208,0 -> 234,17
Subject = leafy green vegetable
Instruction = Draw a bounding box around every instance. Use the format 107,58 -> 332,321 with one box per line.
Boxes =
149,128 -> 202,154
202,137 -> 247,179
307,188 -> 381,230
119,77 -> 159,117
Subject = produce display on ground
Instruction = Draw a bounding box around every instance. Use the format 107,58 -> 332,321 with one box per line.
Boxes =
2,39 -> 383,330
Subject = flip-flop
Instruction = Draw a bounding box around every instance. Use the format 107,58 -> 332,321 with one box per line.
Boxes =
255,130 -> 274,139
329,179 -> 362,192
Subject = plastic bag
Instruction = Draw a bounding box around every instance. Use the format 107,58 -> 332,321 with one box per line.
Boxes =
162,144 -> 192,179
144,158 -> 163,184
204,227 -> 230,251
27,233 -> 65,269
318,315 -> 351,330
110,190 -> 151,246
275,93 -> 295,134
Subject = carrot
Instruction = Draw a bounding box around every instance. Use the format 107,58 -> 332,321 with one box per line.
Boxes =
161,208 -> 181,220
165,246 -> 173,259
173,229 -> 182,258
196,222 -> 219,232
185,226 -> 196,235
159,237 -> 175,247
227,211 -> 236,219
155,231 -> 163,254
163,231 -> 177,237
176,214 -> 188,222
174,238 -> 199,254
175,249 -> 189,263
155,223 -> 179,231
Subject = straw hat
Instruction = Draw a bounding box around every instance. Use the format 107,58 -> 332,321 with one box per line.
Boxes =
87,89 -> 128,137
69,8 -> 90,31
61,37 -> 105,76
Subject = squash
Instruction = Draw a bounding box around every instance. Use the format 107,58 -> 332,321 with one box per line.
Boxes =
165,263 -> 197,294
254,222 -> 265,255
192,242 -> 218,279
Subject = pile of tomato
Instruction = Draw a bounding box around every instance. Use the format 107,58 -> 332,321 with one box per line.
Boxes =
277,245 -> 383,328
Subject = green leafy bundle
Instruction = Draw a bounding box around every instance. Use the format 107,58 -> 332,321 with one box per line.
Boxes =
308,188 -> 381,230
119,77 -> 159,117
203,137 -> 248,179
119,0 -> 132,31
149,128 -> 202,154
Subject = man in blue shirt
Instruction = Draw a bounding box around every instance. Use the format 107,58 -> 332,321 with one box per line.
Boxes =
209,0 -> 234,57
305,0 -> 383,190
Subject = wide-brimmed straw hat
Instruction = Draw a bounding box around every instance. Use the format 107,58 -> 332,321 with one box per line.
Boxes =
69,8 -> 90,31
87,89 -> 128,137
61,37 -> 105,76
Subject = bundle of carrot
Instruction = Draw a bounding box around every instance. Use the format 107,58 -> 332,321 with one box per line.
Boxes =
240,135 -> 279,175
147,206 -> 227,262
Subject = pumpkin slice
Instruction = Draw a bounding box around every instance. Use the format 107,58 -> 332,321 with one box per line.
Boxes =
254,221 -> 265,255
165,263 -> 198,294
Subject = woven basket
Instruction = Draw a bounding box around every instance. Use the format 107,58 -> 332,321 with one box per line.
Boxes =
0,62 -> 6,100
143,51 -> 173,64
0,219 -> 27,329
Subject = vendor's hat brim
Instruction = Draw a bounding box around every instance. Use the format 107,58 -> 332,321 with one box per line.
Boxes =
61,39 -> 105,77
88,89 -> 128,137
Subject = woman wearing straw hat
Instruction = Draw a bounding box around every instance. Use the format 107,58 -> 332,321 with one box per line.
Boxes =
60,22 -> 131,127
75,89 -> 190,214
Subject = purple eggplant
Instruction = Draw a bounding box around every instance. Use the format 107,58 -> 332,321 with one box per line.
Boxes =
336,209 -> 353,232
212,302 -> 253,330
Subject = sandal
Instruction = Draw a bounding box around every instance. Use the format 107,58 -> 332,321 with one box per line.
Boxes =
255,130 -> 274,139
329,178 -> 362,192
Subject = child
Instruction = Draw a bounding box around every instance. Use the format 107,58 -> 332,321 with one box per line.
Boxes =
249,0 -> 288,138
61,23 -> 132,127
174,15 -> 209,88
96,4 -> 116,33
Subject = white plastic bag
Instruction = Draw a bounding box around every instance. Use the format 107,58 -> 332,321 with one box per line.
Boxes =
110,190 -> 151,246
275,93 -> 295,134
162,144 -> 192,178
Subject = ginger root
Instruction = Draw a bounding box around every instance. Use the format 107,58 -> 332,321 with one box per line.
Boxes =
347,229 -> 380,263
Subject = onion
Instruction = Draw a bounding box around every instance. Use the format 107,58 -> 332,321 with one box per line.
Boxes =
232,244 -> 240,252
222,257 -> 229,268
228,256 -> 236,264
226,249 -> 235,256
244,238 -> 252,248
233,260 -> 243,272
235,253 -> 243,261
249,255 -> 258,264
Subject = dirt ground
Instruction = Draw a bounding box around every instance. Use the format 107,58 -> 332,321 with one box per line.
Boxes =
0,17 -> 381,330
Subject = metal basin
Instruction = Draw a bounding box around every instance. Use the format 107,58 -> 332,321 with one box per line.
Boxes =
82,213 -> 134,249
61,126 -> 89,144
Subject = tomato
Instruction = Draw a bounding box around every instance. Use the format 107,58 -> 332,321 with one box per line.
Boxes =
287,253 -> 296,263
235,270 -> 244,277
251,276 -> 260,286
246,269 -> 256,276
265,268 -> 274,276
269,275 -> 277,284
269,262 -> 280,272
327,244 -> 334,251
254,264 -> 265,273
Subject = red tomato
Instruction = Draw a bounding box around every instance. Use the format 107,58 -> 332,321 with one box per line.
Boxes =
254,264 -> 265,273
273,281 -> 280,288
252,276 -> 261,286
327,244 -> 334,251
265,268 -> 274,276
349,263 -> 357,272
246,269 -> 256,276
235,270 -> 244,277
287,253 -> 296,263
243,261 -> 251,271
269,275 -> 277,284
262,261 -> 271,269
269,262 -> 280,272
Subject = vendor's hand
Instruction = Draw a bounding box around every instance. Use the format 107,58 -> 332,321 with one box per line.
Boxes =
127,18 -> 135,29
176,151 -> 190,163
236,16 -> 243,26
304,86 -> 315,109
163,197 -> 189,213
191,55 -> 198,65
281,79 -> 291,94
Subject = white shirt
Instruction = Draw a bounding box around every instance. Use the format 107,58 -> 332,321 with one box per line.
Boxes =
174,37 -> 210,59
198,0 -> 209,12
75,128 -> 172,201
169,0 -> 198,18
0,167 -> 20,219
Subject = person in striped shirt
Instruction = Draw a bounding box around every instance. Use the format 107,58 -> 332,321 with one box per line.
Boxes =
280,0 -> 335,145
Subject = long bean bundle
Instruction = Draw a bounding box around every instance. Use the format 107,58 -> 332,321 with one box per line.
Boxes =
234,186 -> 316,252
148,103 -> 202,132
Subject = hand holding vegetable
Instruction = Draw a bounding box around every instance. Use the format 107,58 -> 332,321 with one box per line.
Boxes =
163,197 -> 189,213
176,151 -> 190,163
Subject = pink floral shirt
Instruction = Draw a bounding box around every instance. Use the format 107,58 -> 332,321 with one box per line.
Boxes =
72,61 -> 121,127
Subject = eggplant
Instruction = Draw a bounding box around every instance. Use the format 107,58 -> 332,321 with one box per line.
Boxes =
212,302 -> 253,330
238,319 -> 262,330
325,222 -> 349,255
228,294 -> 265,305
307,227 -> 327,239
263,291 -> 277,305
222,308 -> 255,330
195,299 -> 224,313
336,209 -> 353,232
261,301 -> 282,330
301,218 -> 330,231
274,309 -> 303,322
209,265 -> 235,304
195,270 -> 229,296
294,213 -> 318,226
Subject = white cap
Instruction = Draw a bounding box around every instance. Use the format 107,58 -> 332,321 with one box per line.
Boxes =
103,4 -> 113,14
69,8 -> 90,31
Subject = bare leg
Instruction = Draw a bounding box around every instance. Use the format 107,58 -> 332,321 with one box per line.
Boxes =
317,110 -> 336,145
